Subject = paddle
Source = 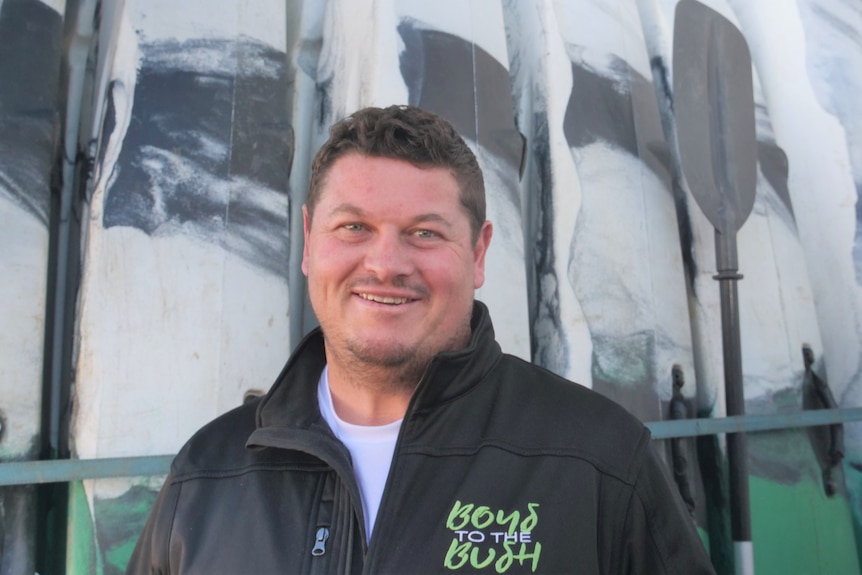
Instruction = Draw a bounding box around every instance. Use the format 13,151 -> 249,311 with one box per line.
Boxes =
673,1 -> 757,574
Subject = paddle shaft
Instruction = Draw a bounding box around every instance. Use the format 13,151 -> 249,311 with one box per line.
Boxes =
716,228 -> 754,574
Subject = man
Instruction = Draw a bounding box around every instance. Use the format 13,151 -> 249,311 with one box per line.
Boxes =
127,105 -> 715,574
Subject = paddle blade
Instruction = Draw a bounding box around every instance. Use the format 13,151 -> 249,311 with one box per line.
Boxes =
673,0 -> 757,233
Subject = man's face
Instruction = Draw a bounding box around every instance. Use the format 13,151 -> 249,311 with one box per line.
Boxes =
302,153 -> 492,377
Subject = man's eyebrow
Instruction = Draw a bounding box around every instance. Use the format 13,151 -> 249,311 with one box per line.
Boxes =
325,204 -> 453,227
412,213 -> 452,227
326,203 -> 366,218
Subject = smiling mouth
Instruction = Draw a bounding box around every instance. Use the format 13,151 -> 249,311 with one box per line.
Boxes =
358,293 -> 412,305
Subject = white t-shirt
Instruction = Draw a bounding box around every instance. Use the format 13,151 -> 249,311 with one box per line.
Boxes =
317,366 -> 402,542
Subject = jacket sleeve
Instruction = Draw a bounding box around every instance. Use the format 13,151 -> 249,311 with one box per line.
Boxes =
620,442 -> 716,575
125,474 -> 180,575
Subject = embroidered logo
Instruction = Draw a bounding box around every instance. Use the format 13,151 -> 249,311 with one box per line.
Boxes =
443,500 -> 542,572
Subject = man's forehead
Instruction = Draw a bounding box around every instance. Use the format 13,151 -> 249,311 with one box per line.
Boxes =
318,155 -> 460,197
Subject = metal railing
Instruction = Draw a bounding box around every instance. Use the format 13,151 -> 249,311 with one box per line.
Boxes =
2,407 -> 862,487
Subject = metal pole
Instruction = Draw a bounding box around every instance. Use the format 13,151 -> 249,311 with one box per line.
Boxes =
715,228 -> 754,575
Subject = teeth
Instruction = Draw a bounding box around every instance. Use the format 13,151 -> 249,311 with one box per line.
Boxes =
359,293 -> 409,305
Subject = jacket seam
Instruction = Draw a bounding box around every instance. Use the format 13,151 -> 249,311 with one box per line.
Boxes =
624,440 -> 677,575
632,485 -> 675,574
617,480 -> 637,574
399,442 -> 642,486
171,463 -> 329,483
164,482 -> 180,573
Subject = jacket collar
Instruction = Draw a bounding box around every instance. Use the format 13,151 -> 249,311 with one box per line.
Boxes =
405,301 -> 502,416
252,301 -> 502,433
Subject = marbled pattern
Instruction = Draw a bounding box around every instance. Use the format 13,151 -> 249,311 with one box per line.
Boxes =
101,37 -> 293,277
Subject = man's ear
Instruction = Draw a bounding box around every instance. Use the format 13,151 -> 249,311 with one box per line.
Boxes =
301,205 -> 310,276
473,220 -> 493,289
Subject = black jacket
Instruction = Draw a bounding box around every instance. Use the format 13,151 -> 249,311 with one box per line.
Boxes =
127,303 -> 715,574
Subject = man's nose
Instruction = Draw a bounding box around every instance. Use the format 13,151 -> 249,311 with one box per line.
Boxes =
363,230 -> 414,280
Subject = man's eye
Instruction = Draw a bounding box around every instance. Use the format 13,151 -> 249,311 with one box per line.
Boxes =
414,229 -> 438,239
342,223 -> 364,232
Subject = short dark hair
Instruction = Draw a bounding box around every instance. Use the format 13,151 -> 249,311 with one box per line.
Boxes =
306,105 -> 485,239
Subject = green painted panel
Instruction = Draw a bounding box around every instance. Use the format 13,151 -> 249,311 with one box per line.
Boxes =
840,462 -> 862,570
65,481 -> 160,575
750,474 -> 859,575
65,481 -> 100,575
94,484 -> 160,575
697,526 -> 710,555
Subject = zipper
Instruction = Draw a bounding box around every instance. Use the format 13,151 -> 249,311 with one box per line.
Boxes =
312,526 -> 330,557
361,363 -> 440,573
311,472 -> 334,569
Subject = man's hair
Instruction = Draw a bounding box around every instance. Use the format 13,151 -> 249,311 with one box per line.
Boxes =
306,105 -> 485,240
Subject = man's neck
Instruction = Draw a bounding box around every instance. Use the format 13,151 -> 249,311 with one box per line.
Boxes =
324,360 -> 418,426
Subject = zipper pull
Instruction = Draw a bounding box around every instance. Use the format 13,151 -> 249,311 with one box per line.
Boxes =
312,526 -> 330,557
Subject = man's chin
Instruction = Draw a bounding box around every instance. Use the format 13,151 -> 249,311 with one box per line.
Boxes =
347,340 -> 415,368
